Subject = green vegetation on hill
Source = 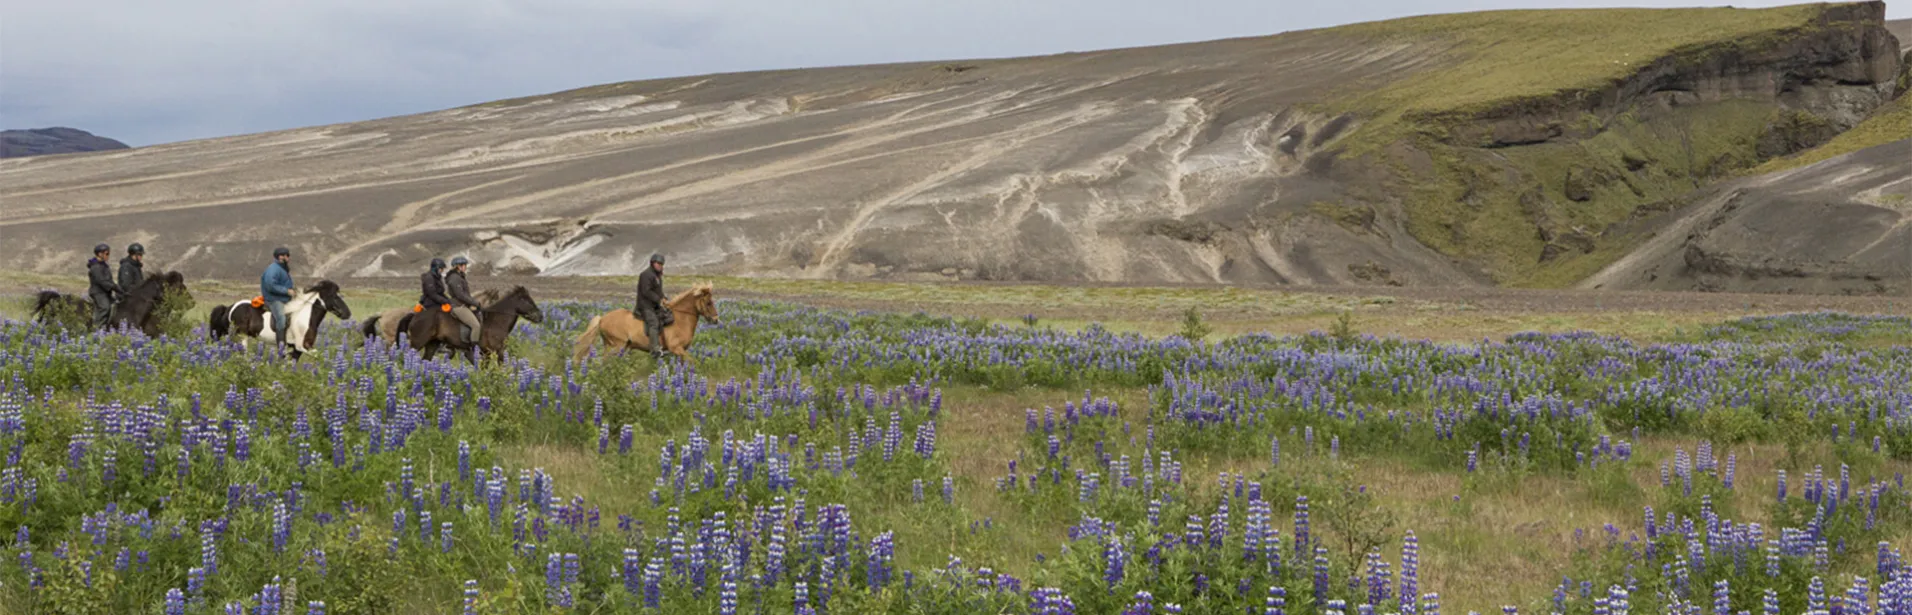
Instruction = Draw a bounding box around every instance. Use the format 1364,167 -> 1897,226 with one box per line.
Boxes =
1326,4 -> 1826,149
1309,2 -> 1895,286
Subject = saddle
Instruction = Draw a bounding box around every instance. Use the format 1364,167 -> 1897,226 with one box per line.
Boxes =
658,308 -> 676,328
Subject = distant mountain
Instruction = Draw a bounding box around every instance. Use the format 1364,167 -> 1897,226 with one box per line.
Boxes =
0,128 -> 129,158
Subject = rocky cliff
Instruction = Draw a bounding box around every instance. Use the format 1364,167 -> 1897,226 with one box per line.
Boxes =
0,3 -> 1901,292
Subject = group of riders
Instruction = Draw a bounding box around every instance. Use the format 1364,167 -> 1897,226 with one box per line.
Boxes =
83,242 -> 147,329
84,243 -> 678,360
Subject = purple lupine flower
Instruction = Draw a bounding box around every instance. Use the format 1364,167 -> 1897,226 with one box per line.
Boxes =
1401,532 -> 1421,615
166,589 -> 187,615
442,522 -> 453,553
463,580 -> 479,615
1104,535 -> 1127,591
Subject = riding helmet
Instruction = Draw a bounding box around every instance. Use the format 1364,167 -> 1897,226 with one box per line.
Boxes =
650,253 -> 666,265
451,256 -> 470,267
93,243 -> 111,254
430,258 -> 446,270
127,243 -> 145,255
273,247 -> 290,257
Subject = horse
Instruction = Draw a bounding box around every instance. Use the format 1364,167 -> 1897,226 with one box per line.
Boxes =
572,283 -> 720,363
402,286 -> 545,364
360,288 -> 504,346
208,280 -> 352,358
32,271 -> 192,337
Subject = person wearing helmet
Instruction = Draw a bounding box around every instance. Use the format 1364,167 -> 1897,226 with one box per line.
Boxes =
635,253 -> 668,359
86,243 -> 121,329
419,257 -> 453,316
118,243 -> 146,292
444,256 -> 482,345
261,247 -> 296,343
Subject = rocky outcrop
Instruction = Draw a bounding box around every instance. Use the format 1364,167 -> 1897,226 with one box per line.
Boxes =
1581,138 -> 1912,294
0,128 -> 129,158
1442,3 -> 1901,149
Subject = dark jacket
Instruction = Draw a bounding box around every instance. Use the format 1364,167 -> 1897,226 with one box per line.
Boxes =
420,270 -> 452,309
88,258 -> 120,300
636,268 -> 665,314
117,256 -> 144,293
261,261 -> 294,302
445,269 -> 481,310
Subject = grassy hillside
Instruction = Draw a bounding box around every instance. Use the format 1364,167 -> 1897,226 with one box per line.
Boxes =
1308,3 -> 1896,287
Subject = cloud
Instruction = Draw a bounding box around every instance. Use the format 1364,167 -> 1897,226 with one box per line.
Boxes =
2,0 -> 1904,146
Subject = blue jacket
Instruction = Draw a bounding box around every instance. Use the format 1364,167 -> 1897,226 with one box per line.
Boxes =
261,261 -> 294,302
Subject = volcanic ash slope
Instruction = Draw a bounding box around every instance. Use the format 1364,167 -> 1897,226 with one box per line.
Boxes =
0,2 -> 1903,290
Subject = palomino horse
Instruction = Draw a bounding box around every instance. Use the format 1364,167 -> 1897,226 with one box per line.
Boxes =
361,288 -> 505,345
400,286 -> 546,364
33,271 -> 192,337
572,283 -> 720,363
208,280 -> 352,358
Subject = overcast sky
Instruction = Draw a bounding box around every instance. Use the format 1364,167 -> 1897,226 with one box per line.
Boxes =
4,0 -> 1906,147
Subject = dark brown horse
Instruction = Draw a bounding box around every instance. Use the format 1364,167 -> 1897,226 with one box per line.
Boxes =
33,271 -> 192,337
208,280 -> 352,359
402,285 -> 545,364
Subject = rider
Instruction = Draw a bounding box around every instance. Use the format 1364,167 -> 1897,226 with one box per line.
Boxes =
86,243 -> 121,329
261,247 -> 296,343
420,257 -> 453,322
635,253 -> 667,359
118,243 -> 145,292
444,256 -> 483,344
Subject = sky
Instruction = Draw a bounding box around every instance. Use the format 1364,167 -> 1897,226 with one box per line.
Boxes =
4,0 -> 1907,147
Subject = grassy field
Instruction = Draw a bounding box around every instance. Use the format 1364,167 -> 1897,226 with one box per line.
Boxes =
6,272 -> 1912,614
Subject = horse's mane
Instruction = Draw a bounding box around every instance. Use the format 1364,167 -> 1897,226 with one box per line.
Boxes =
666,283 -> 713,306
302,280 -> 339,295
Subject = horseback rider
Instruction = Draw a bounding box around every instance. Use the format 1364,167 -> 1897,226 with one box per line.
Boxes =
420,257 -> 454,322
443,256 -> 483,345
635,253 -> 668,359
87,243 -> 121,329
261,247 -> 296,343
118,243 -> 145,292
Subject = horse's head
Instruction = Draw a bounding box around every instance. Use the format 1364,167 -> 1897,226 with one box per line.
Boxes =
156,271 -> 192,305
308,280 -> 352,319
508,286 -> 546,324
690,283 -> 719,325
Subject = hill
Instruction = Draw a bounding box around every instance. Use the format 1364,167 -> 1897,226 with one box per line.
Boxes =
0,127 -> 129,158
0,2 -> 1902,291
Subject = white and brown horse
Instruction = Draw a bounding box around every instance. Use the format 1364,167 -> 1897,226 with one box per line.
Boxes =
208,280 -> 352,358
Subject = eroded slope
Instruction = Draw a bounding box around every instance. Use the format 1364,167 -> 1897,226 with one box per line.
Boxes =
0,3 -> 1901,289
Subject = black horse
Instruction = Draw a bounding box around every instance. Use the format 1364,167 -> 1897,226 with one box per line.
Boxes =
33,271 -> 192,337
399,285 -> 545,364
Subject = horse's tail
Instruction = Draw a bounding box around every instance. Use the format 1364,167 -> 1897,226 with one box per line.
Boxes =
31,291 -> 62,318
207,305 -> 230,340
571,315 -> 604,363
360,315 -> 381,340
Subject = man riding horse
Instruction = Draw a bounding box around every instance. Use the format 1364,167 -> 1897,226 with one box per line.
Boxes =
87,244 -> 121,329
261,247 -> 296,344
419,258 -> 476,344
635,253 -> 670,360
118,243 -> 145,294
444,256 -> 483,345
